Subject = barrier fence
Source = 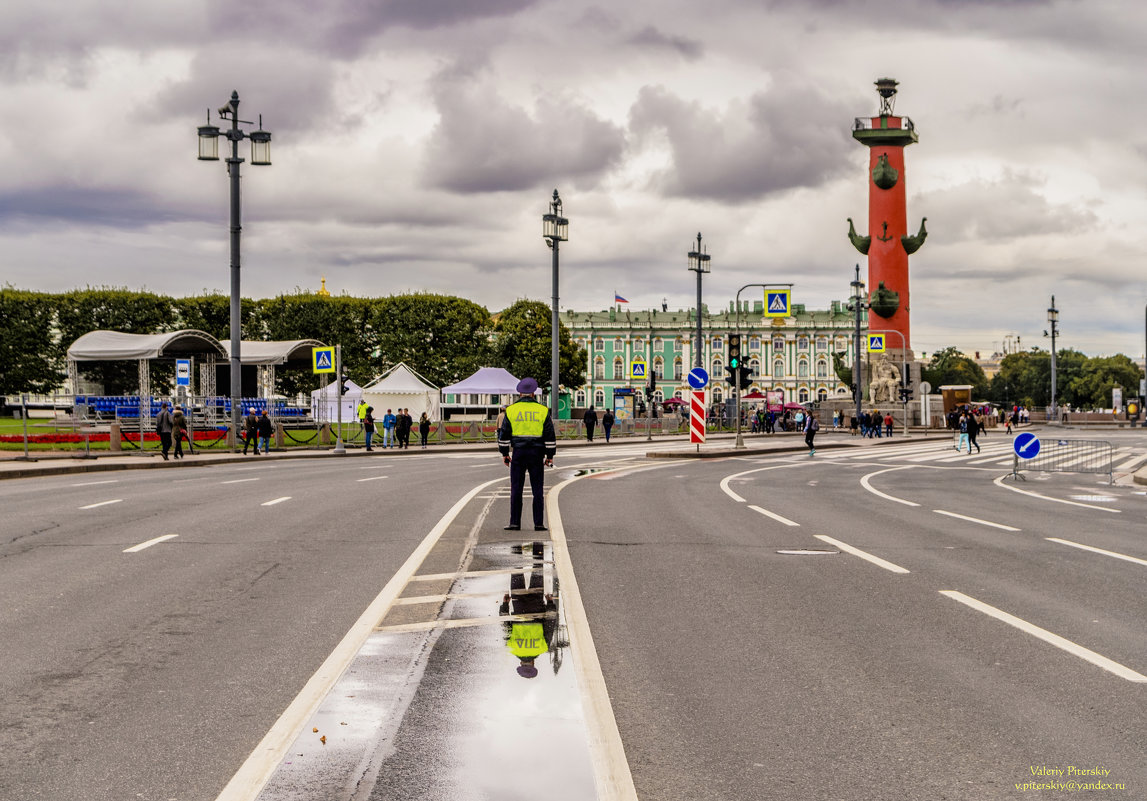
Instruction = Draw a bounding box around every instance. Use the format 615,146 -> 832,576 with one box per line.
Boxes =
1011,438 -> 1113,484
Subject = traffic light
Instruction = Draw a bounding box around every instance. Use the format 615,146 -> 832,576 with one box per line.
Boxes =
898,385 -> 913,402
850,383 -> 858,400
738,365 -> 752,390
728,333 -> 741,370
646,371 -> 657,399
725,365 -> 738,386
339,374 -> 349,395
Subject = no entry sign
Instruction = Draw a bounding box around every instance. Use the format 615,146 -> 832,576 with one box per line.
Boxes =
690,390 -> 707,444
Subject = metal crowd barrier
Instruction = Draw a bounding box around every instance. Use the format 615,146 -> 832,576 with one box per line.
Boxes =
1012,438 -> 1114,484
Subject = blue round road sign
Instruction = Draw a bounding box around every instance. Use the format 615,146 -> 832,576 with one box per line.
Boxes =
687,367 -> 709,390
1013,432 -> 1040,459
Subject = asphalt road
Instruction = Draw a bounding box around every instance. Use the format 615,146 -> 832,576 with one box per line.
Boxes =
2,431 -> 1146,800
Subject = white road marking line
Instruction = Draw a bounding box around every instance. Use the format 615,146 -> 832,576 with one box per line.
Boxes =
79,499 -> 122,509
992,474 -> 1121,513
814,535 -> 910,574
748,504 -> 800,527
1047,537 -> 1147,568
719,461 -> 816,502
71,479 -> 118,487
375,613 -> 551,634
260,497 -> 291,506
859,466 -> 920,506
939,590 -> 1147,682
221,478 -> 260,484
214,475 -> 506,801
933,509 -> 1020,531
1115,453 -> 1147,472
124,534 -> 178,553
356,475 -> 389,482
550,470 -> 645,801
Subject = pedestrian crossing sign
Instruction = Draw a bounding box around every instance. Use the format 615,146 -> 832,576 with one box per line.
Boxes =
312,346 -> 336,374
630,356 -> 647,380
868,334 -> 886,353
764,290 -> 791,318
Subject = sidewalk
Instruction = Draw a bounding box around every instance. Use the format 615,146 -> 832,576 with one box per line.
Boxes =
0,429 -> 953,481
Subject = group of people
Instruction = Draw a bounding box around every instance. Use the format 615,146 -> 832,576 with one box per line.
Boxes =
363,406 -> 430,450
155,400 -> 197,460
242,407 -> 273,455
581,406 -> 616,442
850,410 -> 894,438
952,405 -> 986,453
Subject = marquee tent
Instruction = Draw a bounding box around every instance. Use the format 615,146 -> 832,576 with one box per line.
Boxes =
310,379 -> 363,423
440,367 -> 521,396
361,363 -> 440,420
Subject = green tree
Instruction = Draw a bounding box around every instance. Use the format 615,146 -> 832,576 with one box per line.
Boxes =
0,288 -> 62,394
1064,353 -> 1142,409
369,294 -> 494,388
991,350 -> 1048,408
492,300 -> 586,392
921,346 -> 988,397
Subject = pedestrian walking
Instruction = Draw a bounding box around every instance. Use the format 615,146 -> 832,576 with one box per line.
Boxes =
967,410 -> 981,454
382,408 -> 396,448
884,412 -> 893,438
497,377 -> 556,532
583,406 -> 598,441
363,406 -> 376,451
243,407 -> 260,455
172,403 -> 195,458
850,415 -> 859,436
156,401 -> 174,461
602,408 -> 614,442
804,410 -> 819,456
419,412 -> 430,448
957,412 -> 971,453
257,408 -> 273,454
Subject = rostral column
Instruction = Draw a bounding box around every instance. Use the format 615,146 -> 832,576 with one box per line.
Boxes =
847,78 -> 926,369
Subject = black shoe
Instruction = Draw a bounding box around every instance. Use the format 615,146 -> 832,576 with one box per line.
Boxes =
534,525 -> 548,532
504,525 -> 521,531
161,453 -> 168,461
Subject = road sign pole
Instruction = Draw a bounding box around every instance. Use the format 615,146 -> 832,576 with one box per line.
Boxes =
333,345 -> 345,455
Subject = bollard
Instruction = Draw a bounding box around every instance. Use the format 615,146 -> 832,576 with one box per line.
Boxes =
275,421 -> 285,449
320,423 -> 331,446
110,422 -> 122,452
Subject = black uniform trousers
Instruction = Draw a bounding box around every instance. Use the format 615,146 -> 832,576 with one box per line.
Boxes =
509,448 -> 546,527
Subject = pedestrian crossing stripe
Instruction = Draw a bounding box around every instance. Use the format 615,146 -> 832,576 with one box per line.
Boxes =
764,290 -> 791,318
868,334 -> 886,353
312,346 -> 336,373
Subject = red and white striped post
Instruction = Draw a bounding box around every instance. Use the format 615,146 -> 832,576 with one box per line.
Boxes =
690,390 -> 707,449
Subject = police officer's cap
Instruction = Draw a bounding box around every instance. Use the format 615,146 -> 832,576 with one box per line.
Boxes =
516,377 -> 538,395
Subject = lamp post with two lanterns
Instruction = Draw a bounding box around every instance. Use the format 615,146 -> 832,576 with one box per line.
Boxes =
197,90 -> 272,449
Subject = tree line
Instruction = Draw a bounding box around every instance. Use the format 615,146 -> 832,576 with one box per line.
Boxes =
0,288 -> 586,398
921,346 -> 1143,410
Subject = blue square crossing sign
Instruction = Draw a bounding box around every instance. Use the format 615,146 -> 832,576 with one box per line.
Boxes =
312,346 -> 335,374
868,334 -> 886,353
764,290 -> 791,318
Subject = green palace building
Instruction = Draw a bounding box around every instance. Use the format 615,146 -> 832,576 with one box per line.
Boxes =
564,298 -> 863,410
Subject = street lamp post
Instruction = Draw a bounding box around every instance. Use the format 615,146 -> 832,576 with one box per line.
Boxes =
846,265 -> 870,427
197,91 -> 272,450
1047,295 -> 1059,421
687,233 -> 711,370
734,282 -> 793,448
542,190 -> 569,425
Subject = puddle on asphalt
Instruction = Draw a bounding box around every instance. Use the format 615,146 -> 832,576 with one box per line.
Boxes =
257,541 -> 596,801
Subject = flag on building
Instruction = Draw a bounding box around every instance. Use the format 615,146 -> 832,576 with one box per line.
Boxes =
614,292 -> 628,303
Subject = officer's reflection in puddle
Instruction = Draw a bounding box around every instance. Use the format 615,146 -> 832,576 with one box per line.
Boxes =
500,542 -> 566,678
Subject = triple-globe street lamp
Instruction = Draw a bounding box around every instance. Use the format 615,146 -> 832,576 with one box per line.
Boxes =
686,233 -> 711,371
197,91 -> 272,448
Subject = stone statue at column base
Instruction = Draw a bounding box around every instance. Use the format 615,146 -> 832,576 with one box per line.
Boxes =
868,355 -> 901,405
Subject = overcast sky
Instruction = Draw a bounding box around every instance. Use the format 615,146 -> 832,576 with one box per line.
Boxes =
1,0 -> 1144,359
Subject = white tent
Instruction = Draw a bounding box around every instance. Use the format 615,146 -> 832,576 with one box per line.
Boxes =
361,363 -> 440,420
310,379 -> 363,423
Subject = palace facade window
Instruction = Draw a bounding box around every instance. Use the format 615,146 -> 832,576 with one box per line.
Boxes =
594,357 -> 605,380
613,357 -> 624,380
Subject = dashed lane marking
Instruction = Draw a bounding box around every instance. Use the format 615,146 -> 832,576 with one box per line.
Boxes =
260,497 -> 291,506
71,479 -> 119,487
124,534 -> 179,553
748,504 -> 800,527
221,478 -> 260,484
814,535 -> 910,574
940,590 -> 1147,682
933,509 -> 1020,531
79,499 -> 122,509
1047,537 -> 1147,568
356,475 -> 389,482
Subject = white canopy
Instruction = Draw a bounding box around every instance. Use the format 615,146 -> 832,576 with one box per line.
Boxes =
67,330 -> 226,361
310,379 -> 363,423
222,339 -> 326,366
361,363 -> 440,420
440,367 -> 521,396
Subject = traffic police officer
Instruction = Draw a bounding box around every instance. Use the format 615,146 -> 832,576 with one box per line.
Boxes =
497,377 -> 556,531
